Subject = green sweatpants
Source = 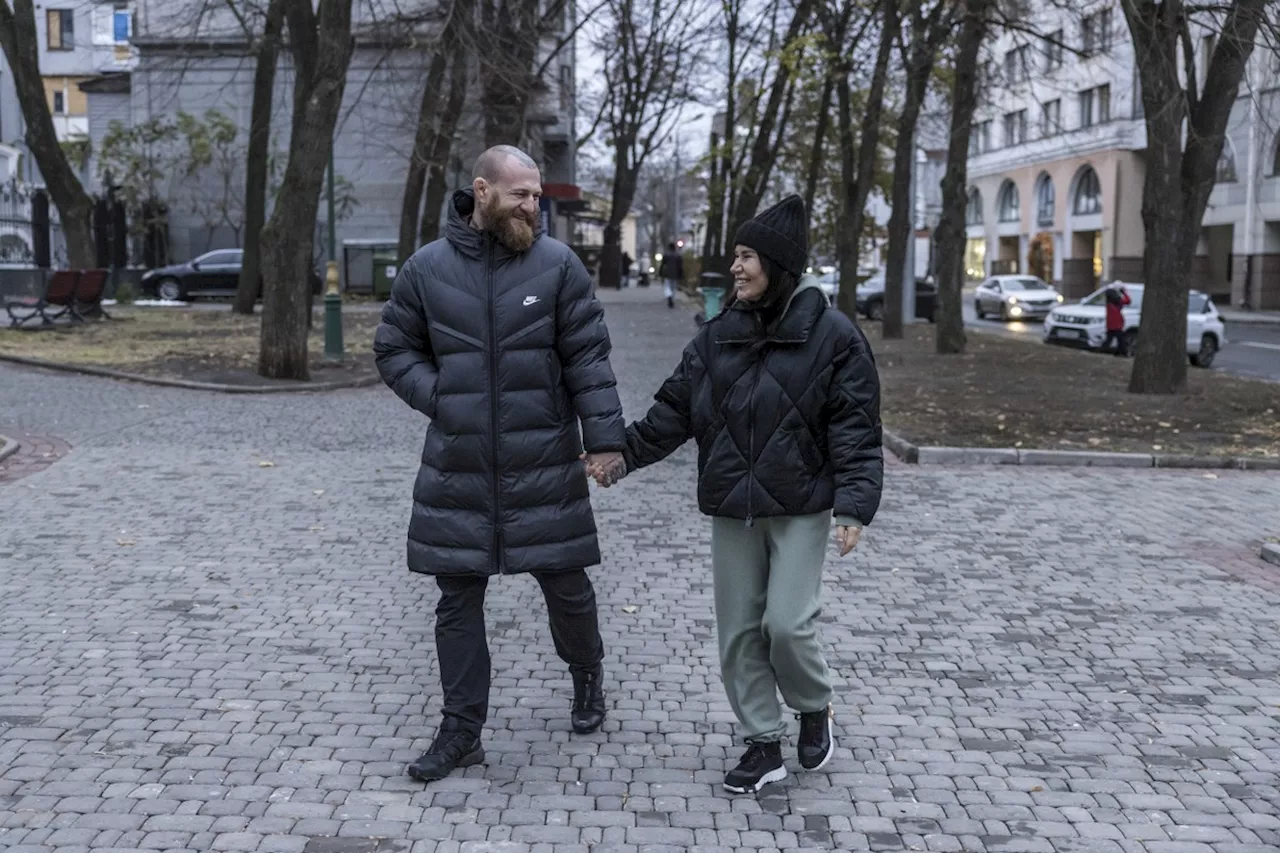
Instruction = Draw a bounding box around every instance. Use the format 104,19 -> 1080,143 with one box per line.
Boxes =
711,511 -> 834,743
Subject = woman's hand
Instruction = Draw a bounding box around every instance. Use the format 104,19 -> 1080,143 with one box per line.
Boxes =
835,525 -> 862,556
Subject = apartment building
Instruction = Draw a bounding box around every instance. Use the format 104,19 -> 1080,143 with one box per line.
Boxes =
964,2 -> 1280,309
91,0 -> 579,265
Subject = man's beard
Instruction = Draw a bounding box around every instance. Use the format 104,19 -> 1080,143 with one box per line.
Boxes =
483,197 -> 537,252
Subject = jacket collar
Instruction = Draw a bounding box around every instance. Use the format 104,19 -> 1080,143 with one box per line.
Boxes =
714,276 -> 828,345
445,188 -> 544,260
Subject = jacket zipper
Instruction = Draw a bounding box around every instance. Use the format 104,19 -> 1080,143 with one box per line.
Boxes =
744,349 -> 768,529
487,237 -> 504,574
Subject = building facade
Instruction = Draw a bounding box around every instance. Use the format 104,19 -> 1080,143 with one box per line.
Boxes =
964,1 -> 1280,309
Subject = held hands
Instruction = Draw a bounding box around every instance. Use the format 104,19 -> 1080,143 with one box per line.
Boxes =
835,524 -> 862,557
581,452 -> 627,488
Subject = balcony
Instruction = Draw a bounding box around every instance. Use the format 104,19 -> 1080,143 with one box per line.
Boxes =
969,118 -> 1146,177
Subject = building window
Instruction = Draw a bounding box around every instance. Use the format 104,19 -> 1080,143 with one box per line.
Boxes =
1073,166 -> 1102,216
52,90 -> 66,115
1079,84 -> 1111,128
113,5 -> 131,42
47,9 -> 75,50
1273,134 -> 1280,176
1035,174 -> 1055,227
1042,30 -> 1064,72
966,188 -> 983,226
997,181 -> 1020,223
970,120 -> 994,155
1041,99 -> 1062,137
1003,109 -> 1028,147
1005,46 -> 1030,83
1216,144 -> 1238,183
1082,7 -> 1112,56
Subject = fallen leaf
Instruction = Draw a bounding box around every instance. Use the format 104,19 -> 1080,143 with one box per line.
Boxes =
309,525 -> 325,532
258,461 -> 275,468
313,489 -> 325,496
1152,444 -> 1163,451
1203,473 -> 1218,480
116,538 -> 136,547
621,605 -> 638,614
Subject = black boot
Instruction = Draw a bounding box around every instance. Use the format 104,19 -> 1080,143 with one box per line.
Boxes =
667,295 -> 675,309
407,722 -> 484,783
570,665 -> 606,733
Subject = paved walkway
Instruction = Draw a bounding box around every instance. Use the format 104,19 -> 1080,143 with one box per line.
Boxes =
2,288 -> 1279,853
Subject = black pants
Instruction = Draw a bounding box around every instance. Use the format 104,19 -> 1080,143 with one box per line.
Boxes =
434,570 -> 604,737
1103,330 -> 1127,356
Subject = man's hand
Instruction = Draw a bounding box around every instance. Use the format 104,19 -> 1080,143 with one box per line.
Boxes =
835,525 -> 862,557
582,452 -> 626,488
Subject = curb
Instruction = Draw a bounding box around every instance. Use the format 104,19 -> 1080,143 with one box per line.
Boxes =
0,353 -> 382,394
1219,312 -> 1280,326
0,434 -> 19,464
1262,543 -> 1280,567
884,429 -> 1280,470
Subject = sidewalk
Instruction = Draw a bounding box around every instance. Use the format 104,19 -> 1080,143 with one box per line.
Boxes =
1219,306 -> 1280,325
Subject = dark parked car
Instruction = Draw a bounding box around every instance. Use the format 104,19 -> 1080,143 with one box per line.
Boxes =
855,274 -> 937,323
142,249 -> 322,302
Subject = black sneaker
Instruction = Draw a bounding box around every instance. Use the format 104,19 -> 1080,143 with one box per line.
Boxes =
723,741 -> 787,794
570,664 -> 607,734
407,725 -> 484,783
797,705 -> 835,771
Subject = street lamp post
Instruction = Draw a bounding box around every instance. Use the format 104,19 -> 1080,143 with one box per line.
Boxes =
324,148 -> 344,361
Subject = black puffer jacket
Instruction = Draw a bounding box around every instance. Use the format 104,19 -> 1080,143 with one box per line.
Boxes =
624,280 -> 883,525
374,189 -> 625,576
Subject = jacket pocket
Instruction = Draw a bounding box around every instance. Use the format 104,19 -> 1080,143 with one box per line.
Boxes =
429,321 -> 485,350
505,314 -> 554,348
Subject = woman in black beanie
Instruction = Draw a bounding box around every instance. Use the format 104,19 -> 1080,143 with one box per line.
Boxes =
592,195 -> 884,792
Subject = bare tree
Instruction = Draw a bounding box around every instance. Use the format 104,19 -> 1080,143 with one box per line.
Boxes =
1122,0 -> 1267,393
591,0 -> 707,290
0,0 -> 96,268
882,0 -> 954,339
235,0 -> 287,314
258,0 -> 355,380
933,0 -> 994,354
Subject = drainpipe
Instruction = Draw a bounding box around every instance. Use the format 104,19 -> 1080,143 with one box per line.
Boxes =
1241,53 -> 1260,309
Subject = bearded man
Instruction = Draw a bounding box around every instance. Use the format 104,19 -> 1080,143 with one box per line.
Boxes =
374,145 -> 627,783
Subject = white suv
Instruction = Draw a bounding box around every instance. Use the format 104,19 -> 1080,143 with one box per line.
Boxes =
1042,283 -> 1227,368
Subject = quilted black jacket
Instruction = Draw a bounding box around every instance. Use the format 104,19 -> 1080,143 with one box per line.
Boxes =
624,281 -> 883,526
374,189 -> 625,576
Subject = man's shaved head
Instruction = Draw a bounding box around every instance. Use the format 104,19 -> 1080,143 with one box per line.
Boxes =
474,145 -> 539,183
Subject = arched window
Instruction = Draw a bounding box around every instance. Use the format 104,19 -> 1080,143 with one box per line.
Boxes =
1035,173 -> 1055,227
1072,166 -> 1102,216
997,180 -> 1020,223
1216,141 -> 1238,183
966,188 -> 983,226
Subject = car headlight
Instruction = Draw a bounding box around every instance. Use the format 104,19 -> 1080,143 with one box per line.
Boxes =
1007,296 -> 1017,304
1056,294 -> 1065,302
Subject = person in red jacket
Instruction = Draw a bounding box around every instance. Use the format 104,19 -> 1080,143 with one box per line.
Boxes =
1103,285 -> 1131,355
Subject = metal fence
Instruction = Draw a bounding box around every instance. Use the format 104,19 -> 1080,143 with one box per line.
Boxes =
0,179 -> 67,268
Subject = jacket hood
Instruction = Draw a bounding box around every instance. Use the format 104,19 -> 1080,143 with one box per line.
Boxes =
715,274 -> 829,345
446,187 -> 544,260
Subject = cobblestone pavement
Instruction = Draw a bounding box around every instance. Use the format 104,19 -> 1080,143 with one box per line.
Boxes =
2,287 -> 1279,853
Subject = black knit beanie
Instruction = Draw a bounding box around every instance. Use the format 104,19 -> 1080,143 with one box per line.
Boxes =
733,195 -> 808,278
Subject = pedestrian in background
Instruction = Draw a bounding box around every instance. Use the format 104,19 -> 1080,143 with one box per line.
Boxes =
589,195 -> 884,794
659,241 -> 684,309
1104,284 -> 1131,356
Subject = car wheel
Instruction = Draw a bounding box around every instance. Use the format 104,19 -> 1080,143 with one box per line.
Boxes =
156,278 -> 183,302
975,300 -> 985,319
867,300 -> 884,322
1190,334 -> 1218,368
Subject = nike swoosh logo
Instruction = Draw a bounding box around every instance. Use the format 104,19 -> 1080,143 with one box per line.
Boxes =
523,296 -> 540,306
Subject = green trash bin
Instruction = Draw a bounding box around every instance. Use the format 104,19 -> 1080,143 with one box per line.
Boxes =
699,271 -> 727,320
372,251 -> 399,299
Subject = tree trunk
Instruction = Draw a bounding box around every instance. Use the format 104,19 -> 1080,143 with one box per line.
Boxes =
601,147 -> 639,291
726,0 -> 815,242
0,0 -> 95,268
882,39 -> 935,340
398,49 -> 449,265
837,0 -> 896,319
933,0 -> 988,354
1123,0 -> 1264,393
480,0 -> 540,147
802,75 -> 834,227
420,20 -> 473,245
259,0 -> 354,380
235,0 -> 286,315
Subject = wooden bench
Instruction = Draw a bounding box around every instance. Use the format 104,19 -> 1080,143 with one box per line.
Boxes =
72,269 -> 111,321
5,270 -> 78,328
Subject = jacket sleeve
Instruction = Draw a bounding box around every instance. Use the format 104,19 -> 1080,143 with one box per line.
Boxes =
557,251 -> 626,453
373,261 -> 439,418
826,329 -> 884,526
624,346 -> 696,472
